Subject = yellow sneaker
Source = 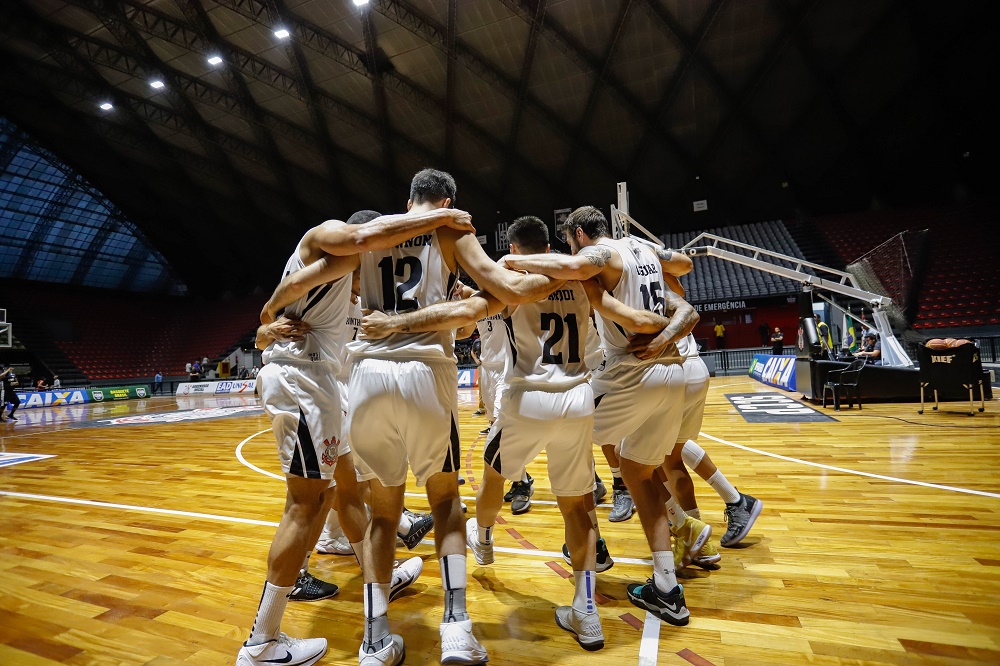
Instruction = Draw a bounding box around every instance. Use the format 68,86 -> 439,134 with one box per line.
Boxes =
691,539 -> 721,570
672,533 -> 688,569
671,516 -> 712,565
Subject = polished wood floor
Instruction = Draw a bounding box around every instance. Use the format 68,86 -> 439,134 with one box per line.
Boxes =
1,376 -> 999,665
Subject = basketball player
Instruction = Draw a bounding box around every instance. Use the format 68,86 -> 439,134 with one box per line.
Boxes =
502,206 -> 706,625
359,215 -> 692,649
345,169 -> 563,666
237,206 -> 475,666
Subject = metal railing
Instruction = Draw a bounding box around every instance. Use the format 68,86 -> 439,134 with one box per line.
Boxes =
701,346 -> 796,375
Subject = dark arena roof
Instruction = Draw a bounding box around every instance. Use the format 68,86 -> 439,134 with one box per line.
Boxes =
0,0 -> 993,295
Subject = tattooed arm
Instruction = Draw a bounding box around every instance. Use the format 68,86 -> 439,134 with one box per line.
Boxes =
655,246 -> 694,276
501,245 -> 611,280
626,289 -> 701,360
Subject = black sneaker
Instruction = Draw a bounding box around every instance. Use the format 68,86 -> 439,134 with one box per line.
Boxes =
626,581 -> 689,626
593,475 -> 608,504
399,510 -> 434,550
510,477 -> 534,514
288,572 -> 339,602
721,492 -> 762,547
504,473 -> 532,503
561,538 -> 614,573
479,426 -> 491,435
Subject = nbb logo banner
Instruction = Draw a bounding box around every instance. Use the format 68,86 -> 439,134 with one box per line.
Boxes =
749,354 -> 796,391
15,389 -> 89,409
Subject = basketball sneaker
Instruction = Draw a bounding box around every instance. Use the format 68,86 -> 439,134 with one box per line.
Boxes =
608,482 -> 635,522
555,606 -> 604,650
473,408 -> 485,416
670,516 -> 712,564
359,633 -> 405,666
504,473 -> 532,502
288,572 -> 339,602
626,581 -> 689,626
236,632 -> 327,666
399,509 -> 434,550
465,518 -> 494,565
440,619 -> 488,664
593,476 -> 608,504
316,528 -> 353,555
509,477 -> 533,515
561,538 -> 614,573
721,492 -> 762,547
691,539 -> 721,570
389,556 -> 423,602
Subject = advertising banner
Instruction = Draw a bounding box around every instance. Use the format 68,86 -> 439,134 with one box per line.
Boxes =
14,389 -> 90,409
87,385 -> 150,402
748,354 -> 797,391
176,380 -> 257,396
457,368 -> 479,388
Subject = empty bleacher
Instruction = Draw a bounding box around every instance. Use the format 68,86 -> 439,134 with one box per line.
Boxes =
660,221 -> 811,303
5,282 -> 263,381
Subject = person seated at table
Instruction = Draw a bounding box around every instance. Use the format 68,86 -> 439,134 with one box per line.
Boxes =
854,333 -> 881,364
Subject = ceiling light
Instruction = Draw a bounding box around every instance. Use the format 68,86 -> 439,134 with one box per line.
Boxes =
150,79 -> 165,89
354,0 -> 370,6
207,55 -> 223,66
273,28 -> 290,39
99,102 -> 113,111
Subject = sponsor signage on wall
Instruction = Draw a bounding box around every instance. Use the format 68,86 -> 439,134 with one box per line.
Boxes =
748,354 -> 796,391
15,389 -> 89,409
457,368 -> 479,388
176,380 -> 257,395
88,385 -> 149,402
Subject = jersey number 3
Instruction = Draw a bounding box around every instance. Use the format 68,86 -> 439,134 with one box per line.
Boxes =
541,313 -> 581,365
378,256 -> 423,312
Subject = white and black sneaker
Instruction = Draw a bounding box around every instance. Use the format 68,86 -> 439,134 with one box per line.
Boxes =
288,572 -> 339,602
399,509 -> 434,550
561,538 -> 614,573
509,476 -> 534,515
389,556 -> 423,602
440,619 -> 488,664
721,492 -> 762,547
359,633 -> 405,666
236,632 -> 327,666
554,606 -> 604,650
466,517 -> 495,565
626,581 -> 689,626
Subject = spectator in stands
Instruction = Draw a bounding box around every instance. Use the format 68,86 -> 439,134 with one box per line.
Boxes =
153,371 -> 163,395
35,378 -> 47,391
52,375 -> 61,389
855,333 -> 882,364
250,365 -> 259,378
771,327 -> 784,355
759,321 -> 770,347
191,360 -> 201,381
714,320 -> 726,349
1,366 -> 20,422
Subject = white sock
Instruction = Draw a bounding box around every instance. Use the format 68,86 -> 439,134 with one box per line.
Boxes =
521,470 -> 530,483
477,522 -> 493,545
572,570 -> 597,614
248,581 -> 292,645
361,582 -> 391,653
687,507 -> 701,520
351,542 -> 364,570
397,511 -> 412,536
609,466 -> 621,480
707,469 -> 741,505
665,497 -> 687,529
440,554 -> 469,622
651,551 -> 677,596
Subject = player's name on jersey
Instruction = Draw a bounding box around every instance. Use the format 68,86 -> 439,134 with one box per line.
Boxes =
547,289 -> 578,301
396,234 -> 433,248
635,262 -> 659,277
346,316 -> 362,328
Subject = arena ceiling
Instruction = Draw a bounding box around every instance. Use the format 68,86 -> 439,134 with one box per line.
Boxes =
0,0 -> 993,294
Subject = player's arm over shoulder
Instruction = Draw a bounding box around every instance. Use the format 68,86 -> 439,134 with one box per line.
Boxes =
582,279 -> 674,334
261,248 -> 359,324
501,245 -> 611,281
307,209 -> 472,257
360,291 -> 505,339
655,247 -> 693,276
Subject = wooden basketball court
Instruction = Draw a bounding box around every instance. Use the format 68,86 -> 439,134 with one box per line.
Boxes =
1,376 -> 999,665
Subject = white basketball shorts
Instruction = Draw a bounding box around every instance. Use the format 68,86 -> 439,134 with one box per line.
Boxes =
480,364 -> 504,421
483,382 -> 595,497
592,361 -> 686,466
677,356 -> 710,443
257,361 -> 345,480
347,357 -> 460,487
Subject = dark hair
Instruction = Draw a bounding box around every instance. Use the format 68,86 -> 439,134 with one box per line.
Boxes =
346,209 -> 381,225
565,206 -> 609,239
507,216 -> 549,254
409,168 -> 457,205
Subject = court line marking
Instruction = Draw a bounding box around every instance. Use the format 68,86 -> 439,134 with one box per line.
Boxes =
638,612 -> 661,666
698,432 -> 1000,499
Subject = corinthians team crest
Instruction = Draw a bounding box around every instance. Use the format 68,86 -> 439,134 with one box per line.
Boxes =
321,437 -> 340,466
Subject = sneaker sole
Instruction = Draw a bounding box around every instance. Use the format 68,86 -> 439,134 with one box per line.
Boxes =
441,650 -> 489,664
401,517 -> 434,550
626,592 -> 690,627
721,498 -> 763,547
691,555 -> 722,570
554,611 -> 604,651
466,535 -> 495,565
608,506 -> 635,522
359,645 -> 405,666
288,588 -> 339,602
684,523 -> 712,562
511,501 -> 531,515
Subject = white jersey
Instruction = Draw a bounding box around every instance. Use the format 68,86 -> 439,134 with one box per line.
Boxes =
504,281 -> 590,389
476,313 -> 507,369
584,314 -> 604,371
263,239 -> 352,373
677,333 -> 698,359
593,236 -> 681,372
337,299 -> 363,382
349,229 -> 457,361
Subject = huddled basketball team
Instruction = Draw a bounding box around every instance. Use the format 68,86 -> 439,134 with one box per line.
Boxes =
239,169 -> 762,666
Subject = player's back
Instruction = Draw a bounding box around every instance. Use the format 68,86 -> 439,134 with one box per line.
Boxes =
505,281 -> 590,389
351,229 -> 456,361
476,313 -> 506,369
594,236 -> 680,371
263,239 -> 352,372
